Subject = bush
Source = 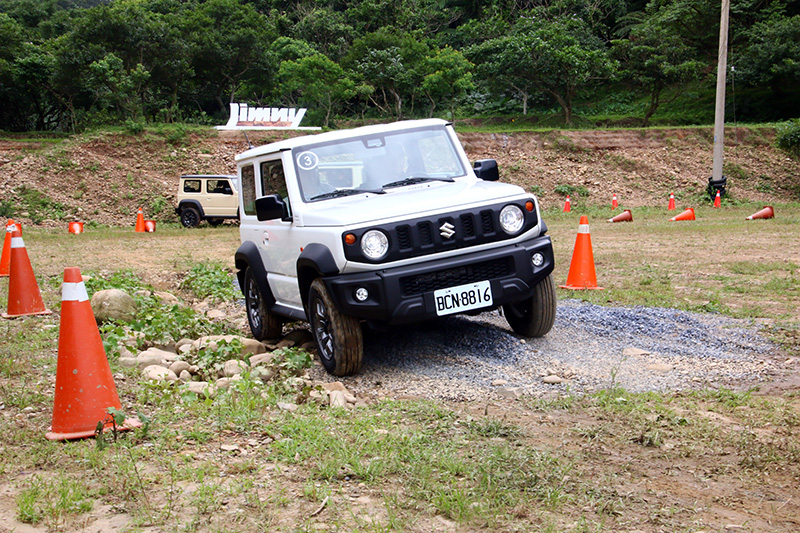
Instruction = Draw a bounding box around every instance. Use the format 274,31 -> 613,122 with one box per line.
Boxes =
776,119 -> 800,158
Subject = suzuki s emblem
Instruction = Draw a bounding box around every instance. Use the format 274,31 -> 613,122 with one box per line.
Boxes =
440,222 -> 456,239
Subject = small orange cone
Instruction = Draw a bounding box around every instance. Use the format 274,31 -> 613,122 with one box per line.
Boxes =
144,220 -> 156,232
1,220 -> 18,277
607,209 -> 632,223
46,267 -> 141,441
563,195 -> 571,213
668,193 -> 676,211
713,190 -> 721,208
669,207 -> 695,222
611,193 -> 618,210
559,216 -> 603,290
134,207 -> 145,232
68,221 -> 84,234
2,228 -> 51,319
745,206 -> 774,220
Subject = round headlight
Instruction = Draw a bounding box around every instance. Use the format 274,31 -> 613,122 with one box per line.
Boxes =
361,230 -> 389,260
499,205 -> 524,234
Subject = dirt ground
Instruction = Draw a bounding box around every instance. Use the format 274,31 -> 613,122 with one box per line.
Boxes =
1,126 -> 799,531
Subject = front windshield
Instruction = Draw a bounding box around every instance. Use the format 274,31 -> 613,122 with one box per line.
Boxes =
293,125 -> 466,202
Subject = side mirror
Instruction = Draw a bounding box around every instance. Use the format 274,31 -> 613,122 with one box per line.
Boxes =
255,195 -> 290,222
473,159 -> 499,181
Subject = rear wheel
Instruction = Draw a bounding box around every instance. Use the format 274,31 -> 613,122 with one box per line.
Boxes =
180,207 -> 200,228
244,267 -> 282,340
503,273 -> 556,337
308,278 -> 363,376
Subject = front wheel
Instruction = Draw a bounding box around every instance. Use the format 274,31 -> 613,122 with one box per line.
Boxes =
244,267 -> 282,340
308,278 -> 363,376
503,273 -> 556,337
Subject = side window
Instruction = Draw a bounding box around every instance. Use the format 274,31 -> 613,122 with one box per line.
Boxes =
241,165 -> 256,216
260,160 -> 288,199
183,179 -> 201,193
208,179 -> 232,195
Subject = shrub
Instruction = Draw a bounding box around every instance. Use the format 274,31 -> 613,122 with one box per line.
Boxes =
776,119 -> 800,158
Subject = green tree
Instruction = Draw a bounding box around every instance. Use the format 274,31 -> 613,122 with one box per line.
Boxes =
468,16 -> 616,123
611,17 -> 704,126
737,15 -> 800,95
420,46 -> 474,119
277,53 -> 356,127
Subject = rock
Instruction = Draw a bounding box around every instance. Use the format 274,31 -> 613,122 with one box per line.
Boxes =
322,382 -> 350,394
136,348 -> 178,368
185,381 -> 211,395
249,352 -> 276,366
276,339 -> 295,349
647,362 -> 674,373
277,402 -> 297,412
491,379 -> 508,386
497,387 -> 524,399
623,347 -> 651,357
118,347 -> 135,359
242,339 -> 267,355
142,365 -> 178,382
329,390 -> 348,407
250,366 -> 275,382
206,309 -> 226,320
542,375 -> 565,384
215,377 -> 231,390
222,359 -> 248,377
179,370 -> 193,382
91,289 -> 137,323
153,291 -> 181,306
118,357 -> 137,368
178,344 -> 192,355
169,361 -> 191,375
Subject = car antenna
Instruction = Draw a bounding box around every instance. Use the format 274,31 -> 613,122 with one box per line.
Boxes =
243,131 -> 254,149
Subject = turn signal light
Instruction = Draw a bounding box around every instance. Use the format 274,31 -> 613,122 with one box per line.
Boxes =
525,201 -> 534,212
345,233 -> 356,245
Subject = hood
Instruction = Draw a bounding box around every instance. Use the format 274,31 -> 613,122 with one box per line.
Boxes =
299,179 -> 527,227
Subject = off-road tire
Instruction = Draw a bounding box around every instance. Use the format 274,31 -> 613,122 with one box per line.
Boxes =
244,267 -> 282,340
180,207 -> 201,228
503,273 -> 556,337
308,278 -> 363,376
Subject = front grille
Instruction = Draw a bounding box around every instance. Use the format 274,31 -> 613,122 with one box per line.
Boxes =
399,257 -> 513,296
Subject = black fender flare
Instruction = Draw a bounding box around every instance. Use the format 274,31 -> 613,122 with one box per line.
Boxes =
234,241 -> 275,308
297,243 -> 340,310
178,199 -> 206,218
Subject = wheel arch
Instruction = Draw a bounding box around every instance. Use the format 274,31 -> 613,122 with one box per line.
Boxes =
178,199 -> 206,218
297,243 -> 340,310
234,241 -> 275,308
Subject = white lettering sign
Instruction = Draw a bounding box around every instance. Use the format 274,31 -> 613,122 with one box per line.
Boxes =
216,103 -> 320,130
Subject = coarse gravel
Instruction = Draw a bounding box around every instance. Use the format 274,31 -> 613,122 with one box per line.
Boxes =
310,299 -> 783,402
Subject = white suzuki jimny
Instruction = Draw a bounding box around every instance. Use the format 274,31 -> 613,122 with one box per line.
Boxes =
234,119 -> 555,376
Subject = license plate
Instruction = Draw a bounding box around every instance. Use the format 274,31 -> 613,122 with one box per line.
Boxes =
434,280 -> 493,316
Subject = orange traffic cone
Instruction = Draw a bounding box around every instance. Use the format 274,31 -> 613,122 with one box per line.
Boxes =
713,190 -> 721,208
46,267 -> 141,441
563,195 -> 571,213
559,216 -> 603,290
746,206 -> 774,220
2,228 -> 51,319
611,193 -> 618,210
607,209 -> 632,223
144,220 -> 156,232
134,207 -> 145,232
68,221 -> 84,234
668,193 -> 676,211
669,207 -> 695,222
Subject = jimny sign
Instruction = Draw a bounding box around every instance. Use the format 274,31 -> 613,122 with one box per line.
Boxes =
216,103 -> 321,130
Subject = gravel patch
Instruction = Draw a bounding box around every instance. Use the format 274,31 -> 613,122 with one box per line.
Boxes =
311,299 -> 782,402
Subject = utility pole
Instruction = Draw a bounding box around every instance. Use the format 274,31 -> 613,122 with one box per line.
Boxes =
711,0 -> 730,181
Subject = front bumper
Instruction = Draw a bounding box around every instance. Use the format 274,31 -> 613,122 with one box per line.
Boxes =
323,235 -> 554,325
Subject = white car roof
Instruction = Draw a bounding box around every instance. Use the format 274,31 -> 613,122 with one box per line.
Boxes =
235,118 -> 450,162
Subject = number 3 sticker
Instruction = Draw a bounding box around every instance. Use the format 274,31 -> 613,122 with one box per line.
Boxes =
297,151 -> 319,170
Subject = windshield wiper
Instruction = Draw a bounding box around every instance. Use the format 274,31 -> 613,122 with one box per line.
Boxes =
309,188 -> 386,201
382,176 -> 455,189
